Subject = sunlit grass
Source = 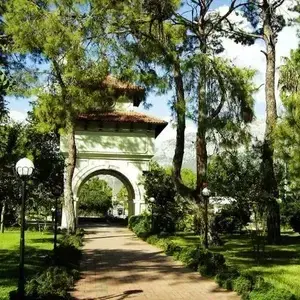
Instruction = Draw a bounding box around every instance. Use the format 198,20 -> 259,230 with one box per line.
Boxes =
167,231 -> 300,298
0,230 -> 54,300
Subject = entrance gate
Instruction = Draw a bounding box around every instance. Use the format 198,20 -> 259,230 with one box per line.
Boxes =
60,77 -> 167,227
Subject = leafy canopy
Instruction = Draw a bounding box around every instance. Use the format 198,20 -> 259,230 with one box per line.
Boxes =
78,178 -> 112,216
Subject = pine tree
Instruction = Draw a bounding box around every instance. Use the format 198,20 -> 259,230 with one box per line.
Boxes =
276,47 -> 300,190
4,0 -> 119,232
225,0 -> 290,243
114,0 -> 256,247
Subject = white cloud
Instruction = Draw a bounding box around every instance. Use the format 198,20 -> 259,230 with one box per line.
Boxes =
9,110 -> 27,123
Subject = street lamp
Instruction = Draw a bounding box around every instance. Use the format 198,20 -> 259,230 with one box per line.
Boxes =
202,187 -> 211,249
148,197 -> 155,233
15,158 -> 35,299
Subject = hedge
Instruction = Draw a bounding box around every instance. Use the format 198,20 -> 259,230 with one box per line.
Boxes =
129,215 -> 297,300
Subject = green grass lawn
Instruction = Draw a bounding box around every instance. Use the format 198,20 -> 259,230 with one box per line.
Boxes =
0,230 -> 54,300
167,231 -> 300,298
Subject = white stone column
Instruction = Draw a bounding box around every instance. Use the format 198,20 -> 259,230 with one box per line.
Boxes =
134,200 -> 141,215
127,199 -> 134,217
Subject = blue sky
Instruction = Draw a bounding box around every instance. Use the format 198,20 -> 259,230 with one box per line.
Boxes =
6,0 -> 299,128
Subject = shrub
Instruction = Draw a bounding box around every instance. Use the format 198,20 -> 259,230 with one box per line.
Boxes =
212,203 -> 250,234
197,251 -> 226,277
178,246 -> 199,268
248,286 -> 296,300
54,244 -> 82,269
165,241 -> 183,257
233,275 -> 253,299
54,231 -> 83,269
128,215 -> 142,230
25,266 -> 73,299
215,268 -> 240,290
129,215 -> 151,238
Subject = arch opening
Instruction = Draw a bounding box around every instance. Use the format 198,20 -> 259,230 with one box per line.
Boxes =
75,169 -> 136,223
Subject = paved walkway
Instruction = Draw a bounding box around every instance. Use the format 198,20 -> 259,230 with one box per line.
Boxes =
72,225 -> 239,300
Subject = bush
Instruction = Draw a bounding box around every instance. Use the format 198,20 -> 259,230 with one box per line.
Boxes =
197,251 -> 226,277
213,204 -> 250,234
25,266 -> 73,299
165,241 -> 183,257
129,215 -> 151,238
233,275 -> 253,299
178,246 -> 200,269
215,268 -> 240,290
60,232 -> 83,249
248,286 -> 296,300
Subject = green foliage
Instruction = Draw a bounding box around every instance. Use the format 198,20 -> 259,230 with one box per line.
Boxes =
0,120 -> 64,230
213,203 -> 250,234
25,266 -> 73,299
128,215 -> 151,238
233,275 -> 253,298
276,48 -> 300,190
143,162 -> 179,233
197,251 -> 225,277
216,269 -> 297,300
115,185 -> 128,209
78,178 -> 112,216
22,230 -> 85,299
215,268 -> 240,290
142,232 -> 226,277
248,285 -> 296,300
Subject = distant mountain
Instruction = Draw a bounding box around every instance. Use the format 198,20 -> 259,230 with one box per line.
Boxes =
153,119 -> 265,171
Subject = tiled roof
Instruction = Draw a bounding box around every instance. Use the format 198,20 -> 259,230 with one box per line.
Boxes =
102,75 -> 144,92
77,111 -> 168,137
101,76 -> 145,107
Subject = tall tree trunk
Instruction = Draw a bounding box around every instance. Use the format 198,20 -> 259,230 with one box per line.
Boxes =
262,2 -> 280,244
196,43 -> 208,198
172,59 -> 193,199
64,126 -> 76,233
0,200 -> 5,233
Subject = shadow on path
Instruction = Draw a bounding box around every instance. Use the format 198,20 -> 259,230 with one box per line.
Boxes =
72,225 -> 239,300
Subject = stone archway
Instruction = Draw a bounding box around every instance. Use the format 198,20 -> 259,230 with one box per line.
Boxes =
74,164 -> 140,217
59,77 -> 168,228
61,161 -> 146,228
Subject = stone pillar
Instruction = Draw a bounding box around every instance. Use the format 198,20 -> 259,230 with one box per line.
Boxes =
134,200 -> 141,215
127,199 -> 134,217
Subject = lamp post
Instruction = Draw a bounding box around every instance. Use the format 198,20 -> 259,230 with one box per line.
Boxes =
15,158 -> 35,299
202,187 -> 211,249
148,197 -> 155,233
51,187 -> 61,252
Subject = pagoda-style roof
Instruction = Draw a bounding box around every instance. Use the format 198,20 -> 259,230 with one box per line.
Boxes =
77,111 -> 168,137
101,76 -> 145,107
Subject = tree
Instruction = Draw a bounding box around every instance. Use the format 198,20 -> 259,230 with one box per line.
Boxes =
116,1 -> 256,207
0,118 -> 64,232
225,0 -> 289,243
78,178 -> 112,216
208,150 -> 261,231
144,162 -> 181,233
276,48 -> 300,189
0,120 -> 25,232
4,0 -> 123,232
116,186 -> 129,210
